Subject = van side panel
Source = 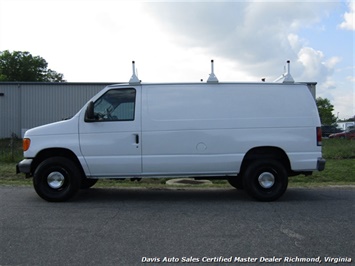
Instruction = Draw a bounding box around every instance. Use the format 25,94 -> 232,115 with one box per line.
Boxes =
141,84 -> 321,175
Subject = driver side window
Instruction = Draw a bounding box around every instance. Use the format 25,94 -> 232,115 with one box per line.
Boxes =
94,88 -> 136,121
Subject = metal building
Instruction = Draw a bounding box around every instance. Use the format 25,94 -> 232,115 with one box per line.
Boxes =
0,82 -> 113,138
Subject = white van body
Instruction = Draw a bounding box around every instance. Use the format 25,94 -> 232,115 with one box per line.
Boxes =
17,81 -> 325,202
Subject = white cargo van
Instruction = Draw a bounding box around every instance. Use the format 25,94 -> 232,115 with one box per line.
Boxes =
17,61 -> 325,202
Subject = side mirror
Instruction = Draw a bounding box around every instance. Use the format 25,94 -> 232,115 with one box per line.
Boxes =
84,101 -> 95,122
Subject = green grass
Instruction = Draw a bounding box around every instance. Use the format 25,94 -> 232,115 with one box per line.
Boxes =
322,138 -> 355,159
1,138 -> 354,187
0,138 -> 23,163
289,159 -> 355,187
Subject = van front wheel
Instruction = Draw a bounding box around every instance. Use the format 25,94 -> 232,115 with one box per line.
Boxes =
243,160 -> 288,201
33,157 -> 81,202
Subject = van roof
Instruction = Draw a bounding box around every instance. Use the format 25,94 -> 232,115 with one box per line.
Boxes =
106,81 -> 317,87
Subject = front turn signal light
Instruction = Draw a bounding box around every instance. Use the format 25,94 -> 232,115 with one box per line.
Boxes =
23,138 -> 31,151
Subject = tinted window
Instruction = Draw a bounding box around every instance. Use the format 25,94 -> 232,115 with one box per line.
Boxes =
93,89 -> 136,121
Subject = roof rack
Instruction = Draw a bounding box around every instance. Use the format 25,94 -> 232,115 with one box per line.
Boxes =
129,61 -> 141,84
274,60 -> 294,83
207,59 -> 219,83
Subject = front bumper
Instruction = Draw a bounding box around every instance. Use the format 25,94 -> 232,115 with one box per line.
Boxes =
16,159 -> 33,175
317,157 -> 326,171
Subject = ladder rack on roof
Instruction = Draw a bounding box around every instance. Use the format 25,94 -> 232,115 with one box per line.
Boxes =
128,59 -> 295,84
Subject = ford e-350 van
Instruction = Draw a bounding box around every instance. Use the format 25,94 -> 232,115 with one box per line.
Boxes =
17,61 -> 325,202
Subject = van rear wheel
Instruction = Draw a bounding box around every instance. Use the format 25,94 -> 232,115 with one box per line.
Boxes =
33,157 -> 81,202
243,160 -> 288,201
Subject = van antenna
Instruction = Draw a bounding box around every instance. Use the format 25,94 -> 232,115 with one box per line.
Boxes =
207,59 -> 219,83
129,61 -> 141,84
274,60 -> 294,83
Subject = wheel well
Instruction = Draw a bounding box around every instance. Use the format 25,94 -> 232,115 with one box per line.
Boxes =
240,147 -> 291,175
31,148 -> 85,177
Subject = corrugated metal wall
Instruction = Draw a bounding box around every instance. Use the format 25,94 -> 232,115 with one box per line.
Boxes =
0,82 -> 112,138
0,84 -> 21,138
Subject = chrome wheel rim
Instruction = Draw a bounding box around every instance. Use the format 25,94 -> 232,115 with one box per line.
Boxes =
258,172 -> 275,189
47,172 -> 65,189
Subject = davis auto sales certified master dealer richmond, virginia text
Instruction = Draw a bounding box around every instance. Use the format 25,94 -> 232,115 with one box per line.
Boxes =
141,256 -> 352,263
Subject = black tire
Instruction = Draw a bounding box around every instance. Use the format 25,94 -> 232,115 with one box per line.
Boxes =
227,176 -> 244,190
243,160 -> 288,201
80,178 -> 98,189
33,157 -> 81,202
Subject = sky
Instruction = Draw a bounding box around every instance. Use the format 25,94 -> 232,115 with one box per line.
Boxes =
0,0 -> 354,119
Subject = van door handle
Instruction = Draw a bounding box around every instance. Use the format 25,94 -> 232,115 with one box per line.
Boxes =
135,134 -> 139,144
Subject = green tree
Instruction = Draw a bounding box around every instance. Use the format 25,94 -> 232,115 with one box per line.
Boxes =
0,50 -> 65,82
316,97 -> 337,125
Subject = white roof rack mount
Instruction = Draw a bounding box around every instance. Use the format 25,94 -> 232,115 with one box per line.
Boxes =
274,60 -> 294,83
129,61 -> 141,84
207,59 -> 219,83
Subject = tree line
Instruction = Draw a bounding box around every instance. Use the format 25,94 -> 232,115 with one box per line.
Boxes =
0,50 -> 65,82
